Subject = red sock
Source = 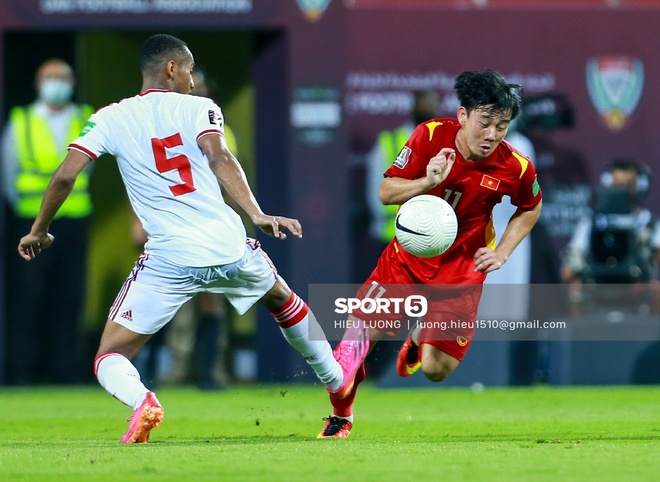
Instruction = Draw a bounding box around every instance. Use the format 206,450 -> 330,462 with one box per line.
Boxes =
329,362 -> 367,417
271,291 -> 308,328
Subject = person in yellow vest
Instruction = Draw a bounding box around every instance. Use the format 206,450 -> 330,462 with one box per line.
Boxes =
131,66 -> 238,391
365,89 -> 439,250
1,58 -> 94,384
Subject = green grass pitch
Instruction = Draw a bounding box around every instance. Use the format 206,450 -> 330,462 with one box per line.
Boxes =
0,383 -> 658,481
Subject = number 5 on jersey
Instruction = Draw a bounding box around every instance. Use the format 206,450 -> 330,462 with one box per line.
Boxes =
151,133 -> 196,197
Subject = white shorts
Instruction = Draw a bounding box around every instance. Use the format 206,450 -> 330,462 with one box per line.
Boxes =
108,238 -> 278,334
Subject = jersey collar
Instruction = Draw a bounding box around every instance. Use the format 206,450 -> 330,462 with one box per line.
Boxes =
139,89 -> 174,96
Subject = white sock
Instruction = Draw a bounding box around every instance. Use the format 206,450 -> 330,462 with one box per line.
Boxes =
94,352 -> 150,410
272,293 -> 343,391
411,324 -> 421,346
332,414 -> 354,422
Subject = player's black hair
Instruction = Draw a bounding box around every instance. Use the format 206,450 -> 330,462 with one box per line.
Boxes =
140,34 -> 190,75
454,70 -> 522,120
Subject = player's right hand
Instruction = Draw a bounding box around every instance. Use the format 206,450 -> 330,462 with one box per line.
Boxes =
252,214 -> 302,240
426,148 -> 455,187
18,232 -> 54,261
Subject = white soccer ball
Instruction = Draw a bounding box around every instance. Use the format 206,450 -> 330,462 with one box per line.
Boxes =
394,194 -> 458,258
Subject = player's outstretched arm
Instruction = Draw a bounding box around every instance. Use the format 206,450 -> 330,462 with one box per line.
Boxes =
18,149 -> 92,261
474,200 -> 542,273
199,133 -> 302,240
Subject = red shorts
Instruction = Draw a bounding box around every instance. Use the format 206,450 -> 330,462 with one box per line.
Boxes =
356,244 -> 483,362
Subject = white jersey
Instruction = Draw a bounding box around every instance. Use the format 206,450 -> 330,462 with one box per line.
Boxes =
69,89 -> 246,267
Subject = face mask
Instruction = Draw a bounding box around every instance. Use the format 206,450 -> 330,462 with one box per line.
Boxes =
39,78 -> 73,105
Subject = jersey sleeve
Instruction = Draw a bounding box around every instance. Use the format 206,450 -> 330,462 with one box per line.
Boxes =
383,122 -> 431,180
67,109 -> 110,161
195,99 -> 225,142
510,155 -> 542,210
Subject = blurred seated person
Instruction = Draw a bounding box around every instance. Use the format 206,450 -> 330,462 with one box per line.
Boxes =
561,159 -> 660,313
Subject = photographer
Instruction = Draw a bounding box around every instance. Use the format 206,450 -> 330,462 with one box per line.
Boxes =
561,159 -> 660,312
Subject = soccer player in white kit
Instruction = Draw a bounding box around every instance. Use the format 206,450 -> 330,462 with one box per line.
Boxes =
17,34 -> 368,443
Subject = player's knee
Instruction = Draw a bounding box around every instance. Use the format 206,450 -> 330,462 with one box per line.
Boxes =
420,351 -> 459,383
421,361 -> 454,382
259,276 -> 293,311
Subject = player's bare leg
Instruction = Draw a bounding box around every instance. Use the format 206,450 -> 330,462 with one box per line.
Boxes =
94,320 -> 163,443
419,344 -> 460,382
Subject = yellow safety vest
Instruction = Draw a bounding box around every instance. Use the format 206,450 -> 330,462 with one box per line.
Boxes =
224,124 -> 238,155
11,103 -> 94,218
377,127 -> 410,242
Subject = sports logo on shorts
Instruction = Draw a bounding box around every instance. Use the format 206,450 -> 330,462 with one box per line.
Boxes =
456,336 -> 468,347
586,56 -> 644,131
120,310 -> 133,322
393,146 -> 412,169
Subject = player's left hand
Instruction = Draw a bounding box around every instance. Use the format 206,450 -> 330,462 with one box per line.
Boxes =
473,247 -> 507,273
18,232 -> 55,261
253,214 -> 302,240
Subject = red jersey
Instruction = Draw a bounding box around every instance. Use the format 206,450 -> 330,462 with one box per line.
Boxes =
381,118 -> 542,284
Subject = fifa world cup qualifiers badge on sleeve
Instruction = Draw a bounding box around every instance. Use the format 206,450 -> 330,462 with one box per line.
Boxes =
394,195 -> 458,258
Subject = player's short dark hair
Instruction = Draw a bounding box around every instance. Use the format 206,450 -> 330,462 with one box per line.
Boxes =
454,70 -> 522,120
140,34 -> 190,75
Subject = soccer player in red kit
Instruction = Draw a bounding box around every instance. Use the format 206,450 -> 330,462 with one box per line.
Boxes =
318,70 -> 543,438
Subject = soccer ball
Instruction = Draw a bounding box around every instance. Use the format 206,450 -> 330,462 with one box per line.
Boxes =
394,194 -> 458,258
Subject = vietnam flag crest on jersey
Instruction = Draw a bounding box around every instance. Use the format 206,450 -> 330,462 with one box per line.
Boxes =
480,174 -> 500,191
